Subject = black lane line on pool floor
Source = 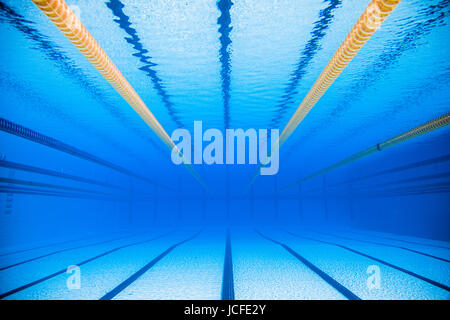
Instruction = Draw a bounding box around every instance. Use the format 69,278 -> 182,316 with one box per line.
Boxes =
221,229 -> 235,300
256,230 -> 361,300
0,232 -> 142,271
284,230 -> 450,292
344,230 -> 450,250
0,233 -> 102,258
308,229 -> 450,263
0,231 -> 172,300
99,231 -> 202,300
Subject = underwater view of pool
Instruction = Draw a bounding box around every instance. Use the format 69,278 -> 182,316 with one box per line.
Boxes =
0,0 -> 449,301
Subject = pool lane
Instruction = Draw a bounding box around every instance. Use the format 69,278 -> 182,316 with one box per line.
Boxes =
339,229 -> 450,260
292,229 -> 450,289
308,229 -> 450,263
344,229 -> 450,251
222,229 -> 234,300
2,227 -> 447,300
257,230 -> 360,300
0,232 -> 141,271
111,229 -> 223,300
0,229 -> 177,299
231,229 -> 346,300
277,229 -> 450,300
0,233 -> 104,258
0,232 -> 126,265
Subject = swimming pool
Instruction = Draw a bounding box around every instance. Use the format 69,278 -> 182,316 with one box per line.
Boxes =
0,0 -> 449,300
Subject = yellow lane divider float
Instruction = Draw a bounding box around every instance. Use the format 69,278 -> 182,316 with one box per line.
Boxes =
247,0 -> 401,189
282,112 -> 450,190
31,0 -> 208,190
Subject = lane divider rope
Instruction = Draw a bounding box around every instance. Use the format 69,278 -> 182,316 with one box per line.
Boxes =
0,118 -> 166,189
278,0 -> 401,147
247,0 -> 401,189
283,112 -> 450,189
31,0 -> 207,189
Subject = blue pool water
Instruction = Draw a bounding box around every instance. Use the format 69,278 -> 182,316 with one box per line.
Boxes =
0,0 -> 449,300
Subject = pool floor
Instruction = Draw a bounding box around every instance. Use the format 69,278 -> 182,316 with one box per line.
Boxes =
0,227 -> 448,300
